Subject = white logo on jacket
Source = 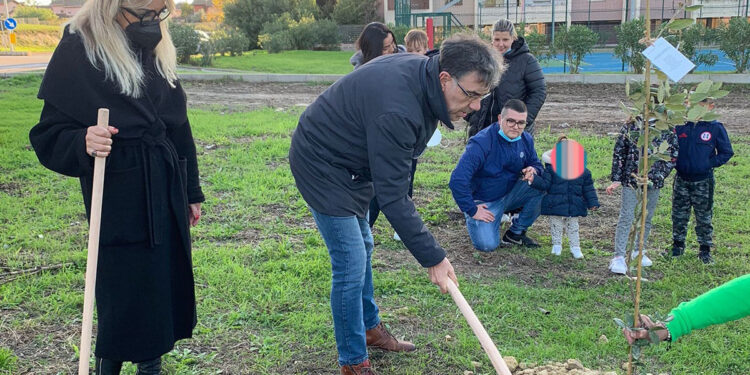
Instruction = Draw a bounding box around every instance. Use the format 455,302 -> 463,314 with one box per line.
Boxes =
520,151 -> 525,158
700,131 -> 712,141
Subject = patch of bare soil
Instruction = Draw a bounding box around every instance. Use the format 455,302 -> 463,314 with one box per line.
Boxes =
183,81 -> 750,137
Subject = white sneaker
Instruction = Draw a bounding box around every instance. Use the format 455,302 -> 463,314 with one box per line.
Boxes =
500,214 -> 511,223
570,247 -> 583,259
609,256 -> 627,274
551,245 -> 562,256
393,232 -> 401,241
631,252 -> 653,267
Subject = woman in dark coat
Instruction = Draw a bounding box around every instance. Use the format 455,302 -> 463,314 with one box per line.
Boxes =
28,0 -> 203,373
467,18 -> 546,137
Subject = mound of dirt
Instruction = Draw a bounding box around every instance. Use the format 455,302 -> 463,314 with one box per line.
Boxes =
502,357 -> 617,375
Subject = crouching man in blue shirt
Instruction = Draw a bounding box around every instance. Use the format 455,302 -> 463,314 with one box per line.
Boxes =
449,99 -> 544,251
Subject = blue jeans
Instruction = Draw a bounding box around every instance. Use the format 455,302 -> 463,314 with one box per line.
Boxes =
463,180 -> 544,252
310,207 -> 381,366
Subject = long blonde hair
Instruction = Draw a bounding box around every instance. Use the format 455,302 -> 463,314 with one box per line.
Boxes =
68,0 -> 178,98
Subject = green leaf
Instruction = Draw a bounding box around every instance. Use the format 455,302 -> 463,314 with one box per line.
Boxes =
695,80 -> 713,93
656,69 -> 667,82
613,318 -> 628,330
699,112 -> 720,121
666,103 -> 686,111
689,92 -> 709,103
711,81 -> 723,91
649,330 -> 662,344
632,344 -> 642,359
667,93 -> 687,105
654,120 -> 670,131
710,90 -> 730,99
667,18 -> 695,31
657,84 -> 665,103
685,4 -> 703,11
687,105 -> 707,121
625,314 -> 635,328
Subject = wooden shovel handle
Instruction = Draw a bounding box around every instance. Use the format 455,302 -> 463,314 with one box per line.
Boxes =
446,281 -> 512,375
79,108 -> 109,375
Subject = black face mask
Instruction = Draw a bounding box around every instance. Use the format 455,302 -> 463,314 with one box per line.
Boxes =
125,21 -> 162,50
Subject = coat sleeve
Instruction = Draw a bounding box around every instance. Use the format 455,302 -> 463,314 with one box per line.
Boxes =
167,119 -> 205,204
449,139 -> 486,217
523,54 -> 547,127
29,101 -> 93,178
710,123 -> 734,168
530,165 -> 552,192
582,171 -> 600,208
367,113 -> 446,268
610,125 -> 629,183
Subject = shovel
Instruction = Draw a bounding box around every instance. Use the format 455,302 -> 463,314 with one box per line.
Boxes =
78,108 -> 109,375
446,281 -> 512,375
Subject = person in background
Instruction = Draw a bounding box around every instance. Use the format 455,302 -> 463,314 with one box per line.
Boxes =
669,98 -> 734,264
624,274 -> 749,344
528,135 -> 599,259
466,18 -> 546,137
449,99 -> 545,251
350,22 -> 405,70
606,117 -> 678,274
28,0 -> 204,373
404,29 -> 428,55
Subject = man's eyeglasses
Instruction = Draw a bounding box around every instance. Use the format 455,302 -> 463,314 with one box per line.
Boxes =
453,78 -> 491,101
121,6 -> 170,25
504,118 -> 527,129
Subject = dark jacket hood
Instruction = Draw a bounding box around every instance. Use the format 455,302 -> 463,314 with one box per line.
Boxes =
505,37 -> 531,59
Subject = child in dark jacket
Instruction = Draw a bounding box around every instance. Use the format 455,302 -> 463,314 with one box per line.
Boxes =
670,99 -> 734,263
530,136 -> 600,259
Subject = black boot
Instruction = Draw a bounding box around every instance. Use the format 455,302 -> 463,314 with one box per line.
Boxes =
698,245 -> 713,264
671,240 -> 685,256
95,358 -> 123,375
136,357 -> 162,375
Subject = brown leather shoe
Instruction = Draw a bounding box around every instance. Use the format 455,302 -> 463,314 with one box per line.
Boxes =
340,359 -> 377,375
365,322 -> 416,352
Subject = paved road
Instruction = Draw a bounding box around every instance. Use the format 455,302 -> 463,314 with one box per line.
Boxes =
0,53 -> 51,73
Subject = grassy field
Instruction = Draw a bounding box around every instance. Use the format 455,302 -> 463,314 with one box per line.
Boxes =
1,74 -> 749,374
210,50 -> 357,74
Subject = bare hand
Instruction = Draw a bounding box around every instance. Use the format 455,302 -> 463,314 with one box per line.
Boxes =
189,203 -> 202,226
622,314 -> 669,345
85,125 -> 119,158
606,182 -> 622,195
472,204 -> 495,223
428,257 -> 458,294
521,167 -> 537,182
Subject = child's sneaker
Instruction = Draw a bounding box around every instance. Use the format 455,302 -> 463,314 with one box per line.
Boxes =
570,247 -> 583,259
698,245 -> 714,264
551,245 -> 562,256
631,251 -> 653,267
393,232 -> 401,241
609,256 -> 627,274
500,214 -> 511,223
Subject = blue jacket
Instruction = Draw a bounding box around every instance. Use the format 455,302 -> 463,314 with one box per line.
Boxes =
449,122 -> 543,217
531,150 -> 600,217
674,120 -> 734,181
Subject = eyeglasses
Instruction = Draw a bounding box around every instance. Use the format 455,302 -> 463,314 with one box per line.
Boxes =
504,118 -> 527,129
453,78 -> 491,101
121,6 -> 170,25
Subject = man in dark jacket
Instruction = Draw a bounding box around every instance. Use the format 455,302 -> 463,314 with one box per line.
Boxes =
466,19 -> 546,137
449,99 -> 544,252
670,99 -> 734,263
289,34 -> 503,375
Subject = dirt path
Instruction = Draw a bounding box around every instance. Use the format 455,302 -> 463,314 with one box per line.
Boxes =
183,81 -> 750,136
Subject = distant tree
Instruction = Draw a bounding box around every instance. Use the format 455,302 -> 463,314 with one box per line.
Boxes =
177,3 -> 194,19
203,0 -> 225,23
169,22 -> 200,64
660,22 -> 717,69
316,0 -> 337,19
614,18 -> 647,73
14,5 -> 57,21
553,25 -> 598,73
717,17 -> 750,73
224,0 -> 318,48
332,0 -> 378,25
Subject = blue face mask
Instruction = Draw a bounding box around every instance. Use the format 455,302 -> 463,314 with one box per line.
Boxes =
499,126 -> 522,142
503,48 -> 513,56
